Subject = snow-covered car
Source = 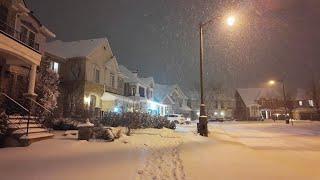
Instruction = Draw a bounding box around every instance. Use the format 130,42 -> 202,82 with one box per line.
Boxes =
166,114 -> 186,124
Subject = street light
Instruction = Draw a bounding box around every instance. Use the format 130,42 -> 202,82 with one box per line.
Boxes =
268,80 -> 290,124
198,15 -> 237,136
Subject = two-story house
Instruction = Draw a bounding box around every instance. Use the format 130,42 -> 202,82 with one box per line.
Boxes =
154,84 -> 191,118
46,38 -> 124,117
292,89 -> 317,120
0,0 -> 55,109
119,65 -> 166,116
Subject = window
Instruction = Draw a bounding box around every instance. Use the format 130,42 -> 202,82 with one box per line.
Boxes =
20,26 -> 28,43
299,101 -> 303,106
28,31 -> 35,47
132,87 -> 136,96
110,73 -> 115,88
0,5 -> 8,31
309,100 -> 314,107
95,69 -> 100,83
90,95 -> 96,108
50,61 -> 59,73
139,86 -> 145,97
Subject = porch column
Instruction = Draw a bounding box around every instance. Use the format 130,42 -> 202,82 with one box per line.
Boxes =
27,64 -> 37,96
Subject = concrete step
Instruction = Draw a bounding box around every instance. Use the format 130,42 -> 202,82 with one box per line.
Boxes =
19,132 -> 54,145
9,123 -> 42,129
12,128 -> 48,135
8,119 -> 37,124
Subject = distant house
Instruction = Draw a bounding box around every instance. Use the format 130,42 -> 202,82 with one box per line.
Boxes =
46,38 -> 124,117
119,65 -> 166,116
154,84 -> 191,117
292,89 -> 317,120
206,90 -> 235,120
185,90 -> 200,120
234,88 -> 283,120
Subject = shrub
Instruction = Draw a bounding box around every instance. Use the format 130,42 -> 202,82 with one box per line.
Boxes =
100,112 -> 176,130
0,110 -> 8,146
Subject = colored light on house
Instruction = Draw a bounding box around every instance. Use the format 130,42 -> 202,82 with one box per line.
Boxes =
113,107 -> 120,113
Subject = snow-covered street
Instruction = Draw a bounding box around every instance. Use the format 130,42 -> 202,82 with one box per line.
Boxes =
1,121 -> 320,179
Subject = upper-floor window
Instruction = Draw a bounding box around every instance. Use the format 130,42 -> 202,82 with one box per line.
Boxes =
95,69 -> 100,83
50,61 -> 59,73
20,25 -> 39,50
118,77 -> 123,90
0,5 -> 8,31
139,86 -> 145,97
309,100 -> 314,107
110,73 -> 115,88
298,101 -> 303,106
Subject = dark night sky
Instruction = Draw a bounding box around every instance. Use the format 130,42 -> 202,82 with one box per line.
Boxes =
26,0 -> 320,92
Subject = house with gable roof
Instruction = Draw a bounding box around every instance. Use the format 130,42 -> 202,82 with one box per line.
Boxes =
46,38 -> 125,117
234,88 -> 284,120
154,84 -> 191,118
118,65 -> 167,116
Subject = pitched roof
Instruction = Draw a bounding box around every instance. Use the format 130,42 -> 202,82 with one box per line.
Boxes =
236,88 -> 282,106
118,65 -> 153,87
46,38 -> 110,58
154,84 -> 187,102
295,88 -> 311,100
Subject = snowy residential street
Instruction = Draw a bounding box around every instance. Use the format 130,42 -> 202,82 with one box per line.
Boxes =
1,121 -> 320,180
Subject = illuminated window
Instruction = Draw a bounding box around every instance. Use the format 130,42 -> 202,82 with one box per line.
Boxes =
299,101 -> 303,106
309,100 -> 314,107
50,61 -> 59,73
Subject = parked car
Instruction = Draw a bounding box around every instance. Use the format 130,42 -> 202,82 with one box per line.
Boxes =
166,114 -> 186,124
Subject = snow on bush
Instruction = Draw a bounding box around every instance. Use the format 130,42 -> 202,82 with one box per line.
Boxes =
100,112 -> 176,130
35,65 -> 60,117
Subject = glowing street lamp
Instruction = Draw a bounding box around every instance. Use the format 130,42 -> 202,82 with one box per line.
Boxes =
227,16 -> 236,26
198,14 -> 237,136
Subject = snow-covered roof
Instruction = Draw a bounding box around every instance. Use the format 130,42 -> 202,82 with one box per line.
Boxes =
140,77 -> 154,87
295,88 -> 311,100
236,88 -> 282,106
154,84 -> 187,102
119,65 -> 152,87
46,38 -> 110,59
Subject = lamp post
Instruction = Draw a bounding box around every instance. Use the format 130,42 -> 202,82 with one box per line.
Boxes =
198,15 -> 236,136
268,80 -> 289,124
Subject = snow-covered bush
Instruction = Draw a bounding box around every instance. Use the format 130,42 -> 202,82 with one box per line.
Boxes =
35,64 -> 60,118
100,112 -> 176,130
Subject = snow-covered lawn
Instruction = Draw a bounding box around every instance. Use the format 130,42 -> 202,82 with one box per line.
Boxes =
1,121 -> 320,180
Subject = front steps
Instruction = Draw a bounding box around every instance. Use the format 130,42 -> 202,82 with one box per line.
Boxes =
7,116 -> 54,146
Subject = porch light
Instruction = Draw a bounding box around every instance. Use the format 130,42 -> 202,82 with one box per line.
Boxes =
84,96 -> 91,105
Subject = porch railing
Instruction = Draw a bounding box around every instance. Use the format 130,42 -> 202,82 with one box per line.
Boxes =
0,19 -> 40,52
0,92 -> 32,136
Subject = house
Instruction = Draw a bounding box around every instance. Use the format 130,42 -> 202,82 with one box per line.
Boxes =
184,90 -> 200,120
0,0 -> 55,103
292,89 -> 317,120
234,88 -> 283,120
46,38 -> 125,117
0,0 -> 56,145
206,90 -> 235,120
154,84 -> 191,118
118,65 -> 167,116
